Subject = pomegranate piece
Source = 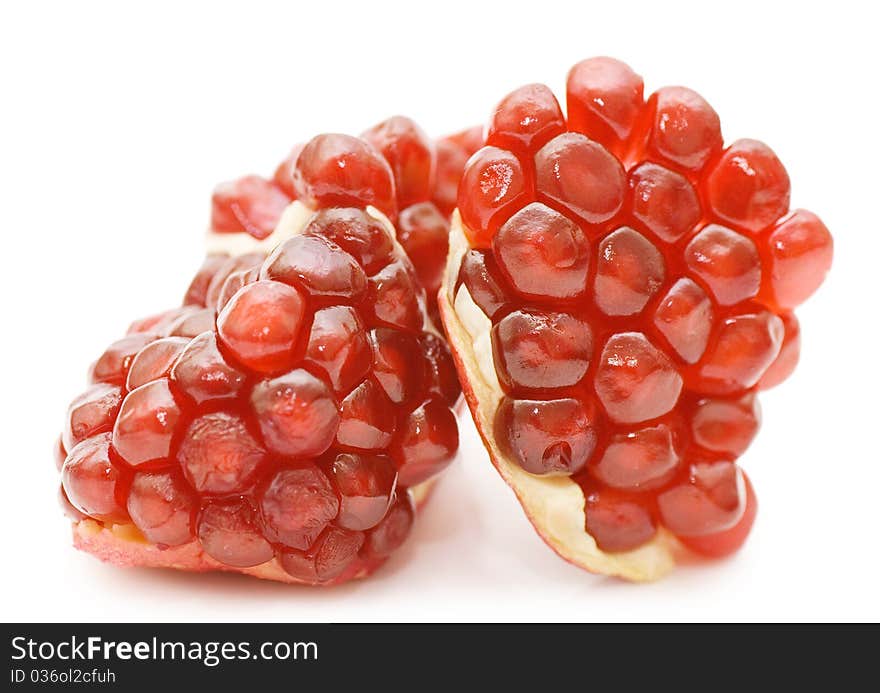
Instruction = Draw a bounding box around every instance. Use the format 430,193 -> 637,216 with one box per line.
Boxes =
61,183 -> 458,585
210,175 -> 290,240
441,56 -> 832,579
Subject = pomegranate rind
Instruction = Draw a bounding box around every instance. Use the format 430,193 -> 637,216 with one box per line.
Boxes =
440,213 -> 678,582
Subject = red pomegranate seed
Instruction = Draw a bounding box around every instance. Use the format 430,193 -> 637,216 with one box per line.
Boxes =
397,201 -> 449,307
433,127 -> 481,216
657,461 -> 746,536
259,465 -> 339,550
112,380 -> 181,467
763,209 -> 834,309
90,333 -> 156,386
493,202 -> 590,300
170,331 -> 246,405
495,397 -> 596,475
584,488 -> 657,552
250,369 -> 339,459
652,278 -> 714,364
421,333 -> 461,405
165,307 -> 214,338
198,498 -> 274,567
215,267 -> 261,313
705,139 -> 790,233
184,254 -> 227,307
280,526 -> 364,584
127,308 -> 186,336
328,452 -> 397,531
594,226 -> 665,316
272,143 -> 304,198
594,332 -> 683,424
210,175 -> 290,240
126,337 -> 189,391
392,398 -> 459,486
261,234 -> 367,301
178,412 -> 266,495
127,471 -> 196,546
303,207 -> 394,274
758,312 -> 800,390
591,423 -> 680,491
684,224 -> 761,306
293,133 -> 397,220
336,379 -> 396,451
59,485 -> 86,522
63,383 -> 122,451
492,309 -> 592,392
566,57 -> 644,157
304,305 -> 371,394
367,261 -> 423,332
534,132 -> 626,224
369,328 -> 425,404
362,116 -> 434,209
676,471 -> 757,558
628,162 -> 701,243
61,433 -> 129,523
487,83 -> 565,154
456,249 -> 509,320
643,86 -> 722,171
362,491 -> 415,559
693,312 -> 784,394
216,280 -> 306,374
457,146 -> 528,247
690,393 -> 760,457
205,253 -> 265,310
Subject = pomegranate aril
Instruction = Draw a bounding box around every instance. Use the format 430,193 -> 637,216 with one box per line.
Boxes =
487,83 -> 566,154
61,433 -> 129,523
259,465 -> 339,550
492,309 -> 592,392
303,207 -> 394,275
362,490 -> 415,559
128,308 -> 186,336
362,116 -> 434,209
205,253 -> 265,310
164,308 -> 214,339
566,57 -> 644,157
127,471 -> 196,547
369,328 -> 425,405
304,305 -> 371,394
657,461 -> 746,537
433,128 -> 481,216
211,175 -> 290,239
336,379 -> 396,451
126,337 -> 189,391
584,488 -> 657,553
495,397 -> 596,475
216,280 -> 306,375
250,369 -> 339,459
705,139 -> 790,233
690,393 -> 760,457
420,333 -> 461,405
758,312 -> 800,390
63,383 -> 122,451
457,146 -> 528,247
594,226 -> 665,316
652,278 -> 714,364
293,133 -> 397,220
112,380 -> 181,467
216,267 -> 261,313
198,498 -> 274,568
456,249 -> 510,320
367,261 -> 423,332
59,485 -> 86,522
392,398 -> 459,486
261,234 -> 367,301
684,224 -> 761,306
170,331 -> 246,405
534,132 -> 626,224
178,411 -> 266,495
764,209 -> 834,309
272,143 -> 304,199
494,202 -> 590,300
397,201 -> 449,308
595,332 -> 683,424
591,423 -> 680,491
329,452 -> 397,531
677,471 -> 757,558
184,254 -> 227,307
280,526 -> 364,584
643,86 -> 722,171
694,312 -> 784,395
628,162 -> 700,243
90,333 -> 156,386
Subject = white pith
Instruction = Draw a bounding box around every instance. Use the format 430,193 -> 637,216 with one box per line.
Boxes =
441,211 -> 680,582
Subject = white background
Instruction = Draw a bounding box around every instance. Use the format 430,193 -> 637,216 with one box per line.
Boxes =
1,0 -> 877,622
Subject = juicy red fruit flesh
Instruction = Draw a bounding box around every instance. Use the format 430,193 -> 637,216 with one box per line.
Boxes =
450,56 -> 832,562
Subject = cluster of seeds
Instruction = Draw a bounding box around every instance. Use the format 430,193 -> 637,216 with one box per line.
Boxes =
58,134 -> 461,584
453,57 -> 832,556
